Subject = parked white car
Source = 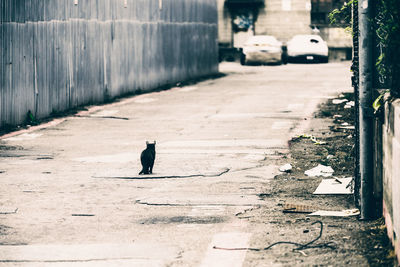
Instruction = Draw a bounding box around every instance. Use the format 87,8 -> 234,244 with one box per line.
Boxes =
286,35 -> 329,63
240,35 -> 283,65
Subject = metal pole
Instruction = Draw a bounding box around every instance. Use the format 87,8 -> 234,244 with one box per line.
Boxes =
358,0 -> 375,219
352,0 -> 360,209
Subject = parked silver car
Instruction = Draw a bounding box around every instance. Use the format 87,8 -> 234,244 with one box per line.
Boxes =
286,35 -> 329,63
240,35 -> 283,65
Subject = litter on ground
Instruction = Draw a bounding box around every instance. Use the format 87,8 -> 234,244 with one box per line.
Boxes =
279,163 -> 292,172
283,203 -> 317,213
305,164 -> 334,177
313,177 -> 353,194
338,125 -> 355,130
344,101 -> 355,109
332,99 -> 348,104
309,209 -> 360,217
292,134 -> 326,145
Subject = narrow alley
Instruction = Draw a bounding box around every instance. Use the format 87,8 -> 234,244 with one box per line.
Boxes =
0,62 -> 357,266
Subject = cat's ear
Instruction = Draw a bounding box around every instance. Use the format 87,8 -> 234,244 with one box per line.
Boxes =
154,140 -> 156,144
146,141 -> 149,145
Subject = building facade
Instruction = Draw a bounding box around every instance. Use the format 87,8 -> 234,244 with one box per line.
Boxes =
218,0 -> 352,61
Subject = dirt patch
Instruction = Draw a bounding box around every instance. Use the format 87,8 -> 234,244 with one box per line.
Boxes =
0,225 -> 12,236
0,144 -> 24,151
244,93 -> 398,266
0,143 -> 26,159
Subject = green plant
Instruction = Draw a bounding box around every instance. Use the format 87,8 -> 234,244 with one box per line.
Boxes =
375,0 -> 400,97
329,0 -> 400,97
372,89 -> 390,113
328,0 -> 356,34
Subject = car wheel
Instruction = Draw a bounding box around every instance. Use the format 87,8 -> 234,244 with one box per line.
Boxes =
240,53 -> 246,65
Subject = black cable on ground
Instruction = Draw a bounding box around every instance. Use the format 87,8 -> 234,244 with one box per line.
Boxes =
213,220 -> 336,251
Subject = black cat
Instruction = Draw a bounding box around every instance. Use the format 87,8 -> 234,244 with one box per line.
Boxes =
139,141 -> 156,175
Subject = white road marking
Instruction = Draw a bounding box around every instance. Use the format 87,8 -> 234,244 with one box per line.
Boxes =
200,232 -> 251,267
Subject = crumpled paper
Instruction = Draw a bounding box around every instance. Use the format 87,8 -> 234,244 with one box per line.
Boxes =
305,164 -> 334,177
279,163 -> 292,172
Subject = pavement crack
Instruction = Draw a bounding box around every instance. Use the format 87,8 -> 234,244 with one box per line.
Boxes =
231,164 -> 264,173
0,257 -> 141,263
134,200 -> 255,207
92,168 -> 230,180
74,115 -> 130,120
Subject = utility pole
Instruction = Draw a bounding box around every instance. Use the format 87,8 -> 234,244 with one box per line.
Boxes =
358,0 -> 375,219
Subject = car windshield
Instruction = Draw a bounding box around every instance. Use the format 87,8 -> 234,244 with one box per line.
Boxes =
245,36 -> 279,46
290,35 -> 323,44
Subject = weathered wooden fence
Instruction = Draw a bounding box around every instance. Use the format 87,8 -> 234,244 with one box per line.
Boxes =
0,0 -> 218,128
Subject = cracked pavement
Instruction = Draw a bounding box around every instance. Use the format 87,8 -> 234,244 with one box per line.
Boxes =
0,62 -> 351,266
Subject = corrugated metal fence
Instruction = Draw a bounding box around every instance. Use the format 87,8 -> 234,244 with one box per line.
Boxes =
0,0 -> 218,128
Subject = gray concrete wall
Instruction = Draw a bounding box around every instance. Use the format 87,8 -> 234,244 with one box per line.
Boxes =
217,0 -> 311,46
255,0 -> 311,42
382,99 -> 400,262
0,0 -> 218,128
217,0 -> 231,45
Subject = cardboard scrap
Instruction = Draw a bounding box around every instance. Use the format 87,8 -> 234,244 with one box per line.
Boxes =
283,203 -> 317,213
309,209 -> 360,217
313,177 -> 353,195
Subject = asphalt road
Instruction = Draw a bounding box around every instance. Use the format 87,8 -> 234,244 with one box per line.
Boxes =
0,61 -> 351,266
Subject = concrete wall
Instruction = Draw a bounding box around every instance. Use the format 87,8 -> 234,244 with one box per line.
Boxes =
217,0 -> 352,62
382,99 -> 400,262
218,0 -> 311,46
217,0 -> 231,45
319,26 -> 352,61
255,0 -> 311,42
0,0 -> 218,128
